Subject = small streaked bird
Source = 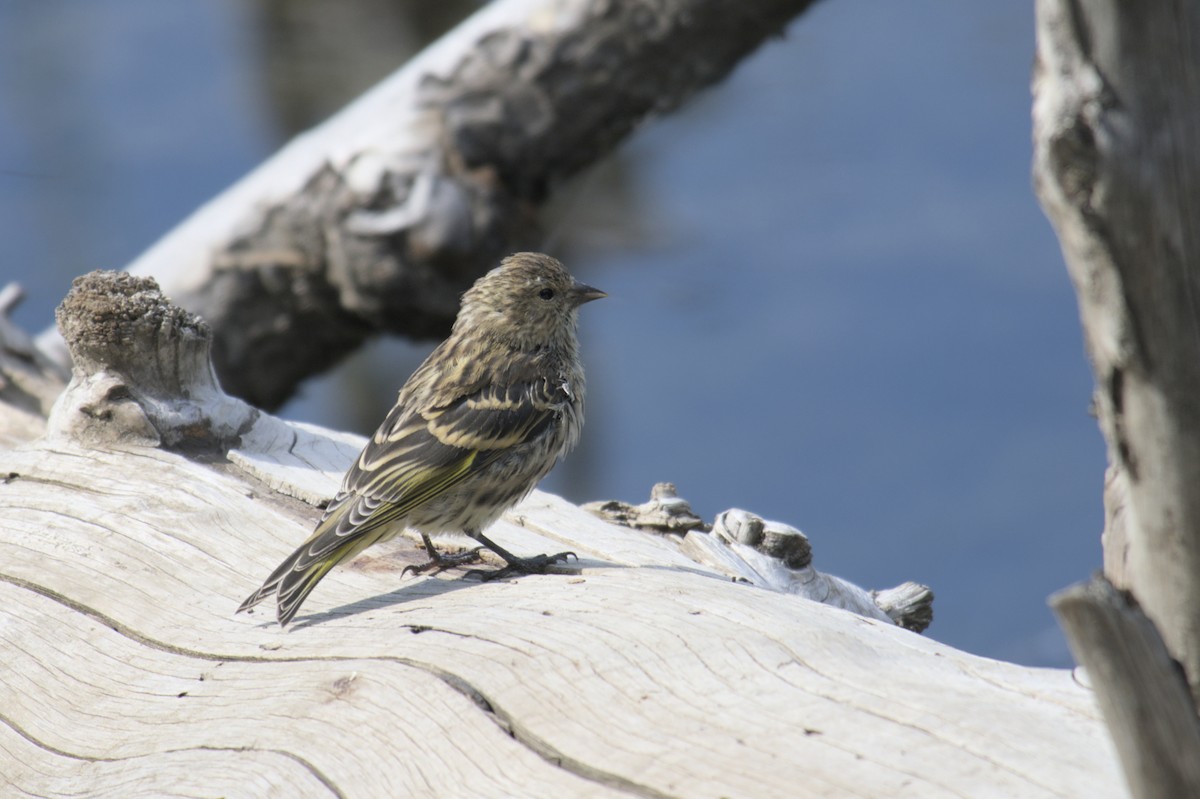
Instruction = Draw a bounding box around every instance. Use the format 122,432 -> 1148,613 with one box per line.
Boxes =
238,252 -> 605,626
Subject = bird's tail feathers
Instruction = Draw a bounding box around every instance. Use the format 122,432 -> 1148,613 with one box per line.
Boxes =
236,577 -> 280,615
238,509 -> 390,626
235,549 -> 298,617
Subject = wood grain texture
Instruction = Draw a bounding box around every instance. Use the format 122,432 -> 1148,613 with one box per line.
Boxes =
0,425 -> 1125,798
0,723 -> 337,799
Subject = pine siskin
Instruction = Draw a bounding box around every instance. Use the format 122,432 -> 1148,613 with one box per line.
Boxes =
238,253 -> 605,626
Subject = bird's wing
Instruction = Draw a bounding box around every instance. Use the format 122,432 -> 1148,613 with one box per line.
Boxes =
239,374 -> 570,624
348,375 -> 566,500
321,373 -> 571,552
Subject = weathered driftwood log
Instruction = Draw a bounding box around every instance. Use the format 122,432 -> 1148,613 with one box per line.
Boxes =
1052,577 -> 1200,799
43,0 -> 822,410
0,275 -> 1126,798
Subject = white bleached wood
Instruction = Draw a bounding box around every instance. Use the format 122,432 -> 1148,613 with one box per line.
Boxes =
231,416 -> 368,506
0,722 -> 339,799
0,580 -> 613,798
681,528 -> 893,624
583,485 -> 933,629
0,429 -> 1125,798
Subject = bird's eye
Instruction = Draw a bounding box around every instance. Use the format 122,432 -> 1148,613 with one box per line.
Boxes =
538,288 -> 555,300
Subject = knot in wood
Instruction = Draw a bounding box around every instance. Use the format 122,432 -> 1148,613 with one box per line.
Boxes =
48,270 -> 256,452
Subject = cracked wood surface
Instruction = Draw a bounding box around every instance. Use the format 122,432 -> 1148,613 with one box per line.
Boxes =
0,421 -> 1125,798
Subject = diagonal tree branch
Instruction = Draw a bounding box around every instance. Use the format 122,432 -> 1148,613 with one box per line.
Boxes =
81,0 -> 820,410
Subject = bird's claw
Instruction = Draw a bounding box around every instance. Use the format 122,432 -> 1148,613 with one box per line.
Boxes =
402,546 -> 484,578
469,550 -> 577,582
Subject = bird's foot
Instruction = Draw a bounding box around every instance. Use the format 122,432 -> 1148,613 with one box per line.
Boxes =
469,551 -> 577,582
402,546 -> 484,577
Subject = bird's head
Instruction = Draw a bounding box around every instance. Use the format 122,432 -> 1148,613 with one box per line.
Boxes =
455,252 -> 606,352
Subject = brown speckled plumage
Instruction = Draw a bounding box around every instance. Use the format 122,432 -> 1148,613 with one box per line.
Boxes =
238,253 -> 604,626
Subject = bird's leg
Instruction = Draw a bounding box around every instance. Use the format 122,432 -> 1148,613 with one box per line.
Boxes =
465,529 -> 577,581
402,533 -> 483,577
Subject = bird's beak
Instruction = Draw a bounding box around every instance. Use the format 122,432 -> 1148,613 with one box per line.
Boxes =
570,281 -> 607,306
